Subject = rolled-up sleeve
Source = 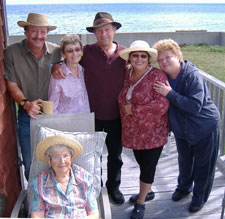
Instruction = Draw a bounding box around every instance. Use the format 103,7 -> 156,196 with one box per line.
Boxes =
4,47 -> 17,82
28,178 -> 45,215
86,182 -> 98,214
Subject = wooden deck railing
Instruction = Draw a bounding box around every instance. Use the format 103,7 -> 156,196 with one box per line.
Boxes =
199,70 -> 225,156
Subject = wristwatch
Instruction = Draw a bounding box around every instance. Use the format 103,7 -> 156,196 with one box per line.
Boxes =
20,99 -> 28,108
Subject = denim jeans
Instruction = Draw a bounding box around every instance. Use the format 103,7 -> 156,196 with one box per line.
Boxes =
18,108 -> 31,180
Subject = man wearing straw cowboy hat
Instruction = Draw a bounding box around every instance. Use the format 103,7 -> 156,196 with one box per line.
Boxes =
4,13 -> 61,180
53,12 -> 126,204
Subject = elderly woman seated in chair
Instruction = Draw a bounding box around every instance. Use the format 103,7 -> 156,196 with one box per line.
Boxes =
28,135 -> 99,218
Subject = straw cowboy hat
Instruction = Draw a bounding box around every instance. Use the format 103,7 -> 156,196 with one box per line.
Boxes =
86,12 -> 121,33
17,13 -> 57,31
119,40 -> 158,64
36,135 -> 83,162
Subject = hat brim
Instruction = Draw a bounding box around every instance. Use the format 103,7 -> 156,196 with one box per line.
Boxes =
17,21 -> 57,31
119,47 -> 158,64
36,135 -> 83,162
86,22 -> 121,33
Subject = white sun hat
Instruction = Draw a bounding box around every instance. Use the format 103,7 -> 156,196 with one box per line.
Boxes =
119,40 -> 158,64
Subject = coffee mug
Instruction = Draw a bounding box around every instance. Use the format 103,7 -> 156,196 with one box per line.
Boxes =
38,101 -> 53,114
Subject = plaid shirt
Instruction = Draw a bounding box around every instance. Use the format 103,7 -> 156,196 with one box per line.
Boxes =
28,163 -> 97,218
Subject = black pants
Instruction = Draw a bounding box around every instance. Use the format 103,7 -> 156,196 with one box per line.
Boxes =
133,146 -> 163,184
175,124 -> 220,205
95,118 -> 123,192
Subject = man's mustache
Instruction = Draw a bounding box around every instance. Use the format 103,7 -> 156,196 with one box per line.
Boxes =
32,38 -> 44,41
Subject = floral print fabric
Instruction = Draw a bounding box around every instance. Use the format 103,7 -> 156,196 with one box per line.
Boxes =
118,67 -> 169,150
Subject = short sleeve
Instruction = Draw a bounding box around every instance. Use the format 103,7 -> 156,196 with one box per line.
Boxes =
28,177 -> 45,215
4,46 -> 17,82
86,179 -> 98,214
82,170 -> 98,214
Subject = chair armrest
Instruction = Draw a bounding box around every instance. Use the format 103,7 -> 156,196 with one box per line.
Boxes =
12,188 -> 111,218
10,190 -> 27,218
98,187 -> 112,219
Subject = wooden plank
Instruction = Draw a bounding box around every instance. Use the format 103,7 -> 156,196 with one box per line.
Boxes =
102,134 -> 225,219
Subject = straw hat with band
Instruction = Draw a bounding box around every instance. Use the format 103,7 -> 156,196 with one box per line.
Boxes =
119,40 -> 158,64
17,13 -> 57,31
36,135 -> 83,162
86,12 -> 121,33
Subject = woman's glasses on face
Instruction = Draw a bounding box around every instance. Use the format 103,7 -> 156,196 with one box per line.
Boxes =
131,53 -> 148,59
51,154 -> 71,162
158,56 -> 174,64
65,48 -> 82,53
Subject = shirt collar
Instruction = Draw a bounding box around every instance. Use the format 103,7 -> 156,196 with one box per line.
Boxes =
62,61 -> 82,77
95,41 -> 119,54
44,166 -> 78,189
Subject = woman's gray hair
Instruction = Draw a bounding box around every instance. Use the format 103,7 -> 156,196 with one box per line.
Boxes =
60,34 -> 83,54
45,144 -> 74,162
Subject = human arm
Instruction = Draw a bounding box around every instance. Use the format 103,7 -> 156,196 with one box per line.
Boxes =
167,73 -> 204,114
156,71 -> 205,115
131,71 -> 169,119
86,210 -> 99,219
154,80 -> 172,97
131,92 -> 169,120
85,173 -> 99,219
30,212 -> 45,218
6,80 -> 42,119
28,178 -> 45,218
52,63 -> 66,79
122,103 -> 132,116
48,76 -> 61,114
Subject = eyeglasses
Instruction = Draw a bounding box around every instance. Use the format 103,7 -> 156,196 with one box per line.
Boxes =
51,154 -> 71,162
65,48 -> 82,53
158,56 -> 175,63
131,54 -> 148,59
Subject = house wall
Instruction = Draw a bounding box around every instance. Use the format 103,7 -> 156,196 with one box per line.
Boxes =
0,0 -> 21,217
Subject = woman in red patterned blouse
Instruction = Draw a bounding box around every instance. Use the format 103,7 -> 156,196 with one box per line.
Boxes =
118,40 -> 169,219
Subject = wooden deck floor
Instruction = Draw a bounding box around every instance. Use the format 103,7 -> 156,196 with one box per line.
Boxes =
102,133 -> 225,219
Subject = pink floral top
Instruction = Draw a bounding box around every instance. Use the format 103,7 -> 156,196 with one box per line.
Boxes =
118,67 -> 169,150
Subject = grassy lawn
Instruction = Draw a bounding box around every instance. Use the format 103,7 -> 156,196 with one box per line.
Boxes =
181,43 -> 225,82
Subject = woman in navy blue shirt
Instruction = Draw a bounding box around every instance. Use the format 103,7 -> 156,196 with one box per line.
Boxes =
153,39 -> 220,213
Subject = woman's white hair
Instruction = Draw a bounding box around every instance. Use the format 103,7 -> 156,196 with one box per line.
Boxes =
45,144 -> 74,162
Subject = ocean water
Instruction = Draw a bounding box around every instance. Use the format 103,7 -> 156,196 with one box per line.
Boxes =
5,3 -> 225,35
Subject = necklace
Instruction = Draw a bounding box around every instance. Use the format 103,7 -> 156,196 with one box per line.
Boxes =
126,67 -> 152,101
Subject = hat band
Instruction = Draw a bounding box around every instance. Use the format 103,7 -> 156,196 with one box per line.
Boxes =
27,21 -> 49,26
93,18 -> 113,26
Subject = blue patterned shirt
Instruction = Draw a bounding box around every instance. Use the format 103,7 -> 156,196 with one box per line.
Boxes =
28,163 -> 98,218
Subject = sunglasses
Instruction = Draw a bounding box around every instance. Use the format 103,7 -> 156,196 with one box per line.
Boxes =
65,48 -> 82,53
131,54 -> 148,59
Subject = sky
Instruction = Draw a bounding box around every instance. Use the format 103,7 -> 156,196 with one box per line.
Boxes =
6,0 -> 225,4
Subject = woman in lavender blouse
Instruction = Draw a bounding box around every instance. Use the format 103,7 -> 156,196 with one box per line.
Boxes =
48,34 -> 90,114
